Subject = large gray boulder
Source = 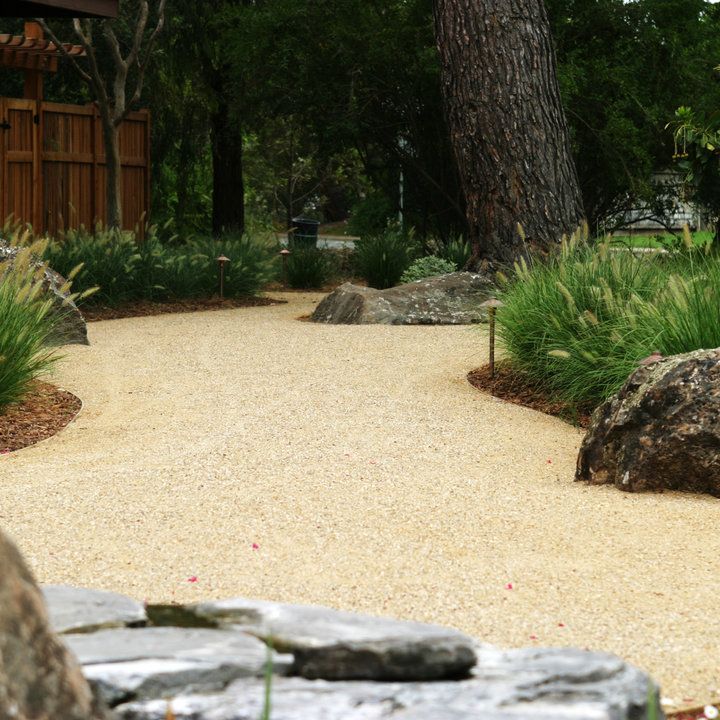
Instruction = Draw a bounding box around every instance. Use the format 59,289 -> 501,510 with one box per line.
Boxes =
187,597 -> 476,681
311,272 -> 494,325
577,348 -> 720,495
0,241 -> 89,345
114,646 -> 659,720
0,529 -> 111,720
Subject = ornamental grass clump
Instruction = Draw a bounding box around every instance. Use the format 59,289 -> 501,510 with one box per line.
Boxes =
44,225 -> 151,305
497,230 -> 668,408
182,233 -> 278,297
0,241 -> 58,410
497,226 -> 720,410
44,225 -> 279,304
285,247 -> 334,289
354,225 -> 417,289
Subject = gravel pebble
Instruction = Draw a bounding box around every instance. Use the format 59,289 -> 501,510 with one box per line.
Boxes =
1,292 -> 719,704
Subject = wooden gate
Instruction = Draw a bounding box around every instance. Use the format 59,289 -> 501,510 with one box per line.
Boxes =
0,97 -> 150,236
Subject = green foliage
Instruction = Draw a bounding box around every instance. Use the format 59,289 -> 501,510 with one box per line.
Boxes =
285,247 -> 334,289
44,226 -> 278,305
183,234 -> 279,297
498,230 -> 720,410
0,242 -> 58,411
354,226 -> 417,289
547,0 -> 720,230
440,237 -> 472,269
668,105 -> 720,236
400,255 -> 456,284
347,192 -> 395,238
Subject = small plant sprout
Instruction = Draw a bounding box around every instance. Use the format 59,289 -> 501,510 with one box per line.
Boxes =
216,255 -> 230,299
480,297 -> 505,378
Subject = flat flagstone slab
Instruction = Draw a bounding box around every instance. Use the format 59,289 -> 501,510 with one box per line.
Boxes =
114,646 -> 656,720
43,584 -> 147,634
189,597 -> 476,681
66,626 -> 291,705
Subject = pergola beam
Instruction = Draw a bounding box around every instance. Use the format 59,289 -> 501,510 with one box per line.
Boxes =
0,0 -> 119,18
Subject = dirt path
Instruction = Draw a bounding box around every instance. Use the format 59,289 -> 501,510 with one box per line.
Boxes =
1,292 -> 718,705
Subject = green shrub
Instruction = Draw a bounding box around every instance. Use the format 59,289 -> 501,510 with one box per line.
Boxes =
45,226 -> 144,305
285,247 -> 334,289
400,255 -> 457,284
44,226 -> 278,304
441,237 -> 472,269
354,226 -> 416,289
180,233 -> 278,297
0,242 -> 58,410
347,191 -> 394,238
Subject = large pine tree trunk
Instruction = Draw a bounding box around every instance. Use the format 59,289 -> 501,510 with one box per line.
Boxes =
211,98 -> 245,236
433,0 -> 584,266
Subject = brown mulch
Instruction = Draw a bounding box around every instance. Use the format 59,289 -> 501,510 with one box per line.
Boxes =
467,362 -> 593,428
82,296 -> 286,322
0,382 -> 82,454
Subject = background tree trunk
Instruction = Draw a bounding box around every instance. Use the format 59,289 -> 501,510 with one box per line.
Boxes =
100,115 -> 122,230
211,98 -> 245,236
433,0 -> 584,266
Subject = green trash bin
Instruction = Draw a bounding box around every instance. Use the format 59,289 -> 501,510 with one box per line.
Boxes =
290,216 -> 320,249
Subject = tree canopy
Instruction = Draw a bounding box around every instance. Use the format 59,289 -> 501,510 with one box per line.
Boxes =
0,0 -> 718,243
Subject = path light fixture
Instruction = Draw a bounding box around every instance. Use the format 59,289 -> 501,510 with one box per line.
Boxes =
279,248 -> 291,287
216,255 -> 230,299
480,298 -> 505,379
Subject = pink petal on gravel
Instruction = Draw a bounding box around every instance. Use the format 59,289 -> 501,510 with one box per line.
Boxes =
252,543 -> 260,550
529,635 -> 538,640
187,576 -> 198,583
505,583 -> 513,590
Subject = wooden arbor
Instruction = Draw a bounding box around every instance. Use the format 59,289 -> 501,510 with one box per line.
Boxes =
0,15 -> 150,236
0,1 -> 119,18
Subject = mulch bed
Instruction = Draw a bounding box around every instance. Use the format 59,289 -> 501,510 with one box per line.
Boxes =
82,296 -> 286,322
0,382 -> 81,454
467,362 -> 593,428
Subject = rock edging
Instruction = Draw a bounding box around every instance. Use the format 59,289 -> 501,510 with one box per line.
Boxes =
39,586 -> 663,719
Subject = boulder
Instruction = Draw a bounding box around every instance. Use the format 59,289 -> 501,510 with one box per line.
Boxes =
576,348 -> 720,495
187,597 -> 476,681
0,529 -> 110,720
0,242 -> 89,346
311,272 -> 495,325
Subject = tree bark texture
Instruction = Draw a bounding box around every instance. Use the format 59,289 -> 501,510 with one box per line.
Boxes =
100,113 -> 123,230
433,0 -> 584,266
211,99 -> 245,236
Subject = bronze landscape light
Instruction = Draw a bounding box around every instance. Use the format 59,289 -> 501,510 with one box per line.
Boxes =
216,255 -> 230,299
479,297 -> 505,379
279,248 -> 291,287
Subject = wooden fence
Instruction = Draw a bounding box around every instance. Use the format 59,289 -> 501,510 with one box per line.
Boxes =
0,97 -> 150,237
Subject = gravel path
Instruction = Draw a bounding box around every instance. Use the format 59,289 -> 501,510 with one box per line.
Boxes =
2,292 -> 719,705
